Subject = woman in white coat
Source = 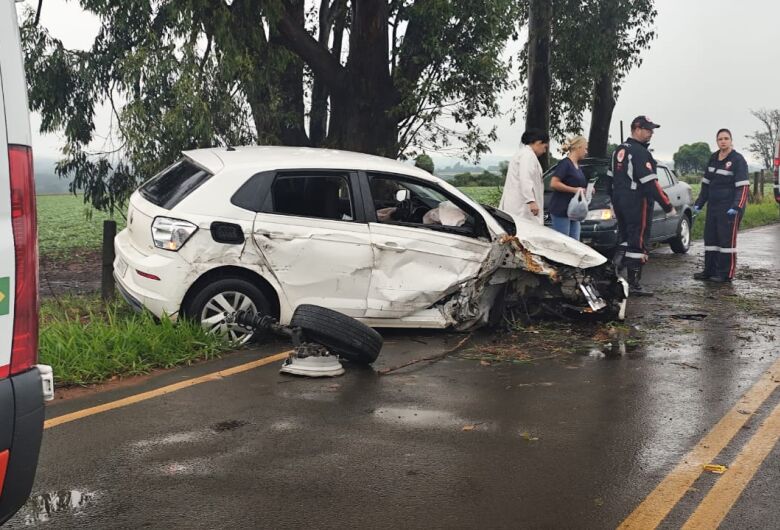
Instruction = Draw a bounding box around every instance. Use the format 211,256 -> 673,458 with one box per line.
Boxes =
499,128 -> 550,225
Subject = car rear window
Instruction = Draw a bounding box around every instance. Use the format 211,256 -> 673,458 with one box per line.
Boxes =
139,160 -> 212,209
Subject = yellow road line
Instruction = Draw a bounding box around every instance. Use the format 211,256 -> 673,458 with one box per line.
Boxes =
681,399 -> 780,529
44,351 -> 291,430
618,356 -> 780,529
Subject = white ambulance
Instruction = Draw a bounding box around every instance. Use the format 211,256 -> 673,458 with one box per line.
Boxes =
1,0 -> 53,523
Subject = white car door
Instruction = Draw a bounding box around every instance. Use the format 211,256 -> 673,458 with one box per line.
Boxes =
251,172 -> 373,318
364,173 -> 492,319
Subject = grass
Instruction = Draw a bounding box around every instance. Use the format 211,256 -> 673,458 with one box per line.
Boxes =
690,192 -> 778,240
40,295 -> 232,386
37,194 -> 126,258
458,186 -> 503,207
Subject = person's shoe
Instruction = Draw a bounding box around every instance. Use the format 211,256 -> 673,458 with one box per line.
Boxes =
693,271 -> 711,280
629,283 -> 654,297
708,276 -> 732,283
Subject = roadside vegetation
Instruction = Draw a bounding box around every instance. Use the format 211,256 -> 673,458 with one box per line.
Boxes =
40,295 -> 231,386
37,194 -> 125,257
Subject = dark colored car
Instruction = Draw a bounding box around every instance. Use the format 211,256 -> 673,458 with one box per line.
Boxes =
542,158 -> 694,256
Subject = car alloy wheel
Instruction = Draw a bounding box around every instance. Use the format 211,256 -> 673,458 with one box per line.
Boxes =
680,217 -> 690,248
199,291 -> 258,345
669,215 -> 691,254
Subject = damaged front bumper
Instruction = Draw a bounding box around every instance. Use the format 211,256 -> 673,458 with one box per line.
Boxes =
433,232 -> 629,329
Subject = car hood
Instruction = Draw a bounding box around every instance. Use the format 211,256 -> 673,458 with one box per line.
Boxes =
508,216 -> 608,269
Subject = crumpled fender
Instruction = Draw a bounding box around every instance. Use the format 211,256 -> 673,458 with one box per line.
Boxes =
507,216 -> 608,269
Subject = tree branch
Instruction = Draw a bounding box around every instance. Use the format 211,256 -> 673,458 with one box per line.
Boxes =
275,1 -> 345,90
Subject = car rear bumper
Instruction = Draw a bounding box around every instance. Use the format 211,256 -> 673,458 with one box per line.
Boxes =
0,368 -> 45,525
114,229 -> 188,319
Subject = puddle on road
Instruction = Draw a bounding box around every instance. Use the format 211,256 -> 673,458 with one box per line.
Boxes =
16,489 -> 100,525
373,407 -> 464,428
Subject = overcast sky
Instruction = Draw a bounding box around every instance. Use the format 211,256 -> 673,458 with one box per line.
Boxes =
23,0 -> 780,165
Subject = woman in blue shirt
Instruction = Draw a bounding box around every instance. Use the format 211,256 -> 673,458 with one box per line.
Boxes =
549,135 -> 588,240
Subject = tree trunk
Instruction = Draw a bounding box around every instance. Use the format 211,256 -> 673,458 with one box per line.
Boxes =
309,0 -> 333,146
588,70 -> 616,158
525,0 -> 552,169
273,0 -> 308,146
326,0 -> 398,156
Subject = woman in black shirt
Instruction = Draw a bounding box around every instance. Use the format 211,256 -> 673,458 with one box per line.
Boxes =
549,135 -> 588,240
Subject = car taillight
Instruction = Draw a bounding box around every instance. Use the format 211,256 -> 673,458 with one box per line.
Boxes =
9,145 -> 38,375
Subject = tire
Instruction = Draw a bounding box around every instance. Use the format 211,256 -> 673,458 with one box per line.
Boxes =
669,214 -> 691,254
290,304 -> 383,364
183,278 -> 272,345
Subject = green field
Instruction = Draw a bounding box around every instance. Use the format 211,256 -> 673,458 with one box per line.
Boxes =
37,194 -> 126,257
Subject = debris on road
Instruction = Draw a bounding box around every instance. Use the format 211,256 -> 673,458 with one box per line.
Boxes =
235,304 -> 382,378
703,464 -> 728,474
670,313 -> 708,321
378,334 -> 472,376
672,362 -> 701,370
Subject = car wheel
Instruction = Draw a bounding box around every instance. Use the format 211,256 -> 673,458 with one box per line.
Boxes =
290,304 -> 383,364
669,214 -> 691,254
184,278 -> 271,345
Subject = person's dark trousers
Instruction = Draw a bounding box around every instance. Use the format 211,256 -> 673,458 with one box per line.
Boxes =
703,204 -> 742,281
613,192 -> 654,295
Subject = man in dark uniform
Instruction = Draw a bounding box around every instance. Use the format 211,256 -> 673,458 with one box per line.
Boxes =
609,116 -> 676,296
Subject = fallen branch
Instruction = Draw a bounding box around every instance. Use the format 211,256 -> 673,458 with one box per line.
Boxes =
378,334 -> 472,376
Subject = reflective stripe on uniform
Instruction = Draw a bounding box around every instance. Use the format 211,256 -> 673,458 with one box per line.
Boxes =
719,248 -> 738,254
606,170 -> 614,177
716,169 -> 734,176
627,154 -> 637,190
704,246 -> 721,251
708,166 -> 716,172
639,174 -> 657,184
734,180 -> 750,187
619,242 -> 628,246
702,177 -> 711,184
625,252 -> 646,259
774,184 -> 780,190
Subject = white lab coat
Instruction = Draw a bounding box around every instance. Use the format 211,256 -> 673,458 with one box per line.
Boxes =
499,145 -> 544,225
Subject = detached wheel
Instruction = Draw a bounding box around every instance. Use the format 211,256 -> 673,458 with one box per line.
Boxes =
183,278 -> 271,345
290,304 -> 383,364
669,214 -> 691,254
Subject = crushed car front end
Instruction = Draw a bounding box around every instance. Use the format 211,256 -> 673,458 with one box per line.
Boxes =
429,205 -> 628,329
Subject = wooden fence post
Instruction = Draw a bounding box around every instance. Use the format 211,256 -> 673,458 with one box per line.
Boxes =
101,220 -> 117,301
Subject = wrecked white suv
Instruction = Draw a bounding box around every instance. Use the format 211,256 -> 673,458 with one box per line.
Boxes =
114,146 -> 628,342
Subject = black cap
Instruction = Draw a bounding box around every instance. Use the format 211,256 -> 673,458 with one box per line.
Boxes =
631,115 -> 660,130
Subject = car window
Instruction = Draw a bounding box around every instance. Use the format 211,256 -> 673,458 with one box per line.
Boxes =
269,174 -> 354,221
658,167 -> 674,188
368,173 -> 483,237
140,159 -> 213,209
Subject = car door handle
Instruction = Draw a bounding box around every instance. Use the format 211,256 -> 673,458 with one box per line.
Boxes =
375,241 -> 406,252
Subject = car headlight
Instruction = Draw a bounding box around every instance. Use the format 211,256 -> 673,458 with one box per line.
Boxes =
152,216 -> 198,251
585,208 -> 614,221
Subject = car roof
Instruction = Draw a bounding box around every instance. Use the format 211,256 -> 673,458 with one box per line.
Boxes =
183,146 -> 438,182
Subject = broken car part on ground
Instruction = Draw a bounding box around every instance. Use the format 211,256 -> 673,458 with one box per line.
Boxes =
235,304 -> 383,377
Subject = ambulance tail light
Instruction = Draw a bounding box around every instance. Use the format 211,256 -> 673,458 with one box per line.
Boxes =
8,145 -> 39,376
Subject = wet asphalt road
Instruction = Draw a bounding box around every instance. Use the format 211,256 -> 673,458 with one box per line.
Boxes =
8,224 -> 780,529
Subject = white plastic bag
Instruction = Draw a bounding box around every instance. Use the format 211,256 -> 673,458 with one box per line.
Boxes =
567,189 -> 589,221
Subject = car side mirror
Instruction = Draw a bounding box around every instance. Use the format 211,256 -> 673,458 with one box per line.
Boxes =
395,189 -> 410,202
